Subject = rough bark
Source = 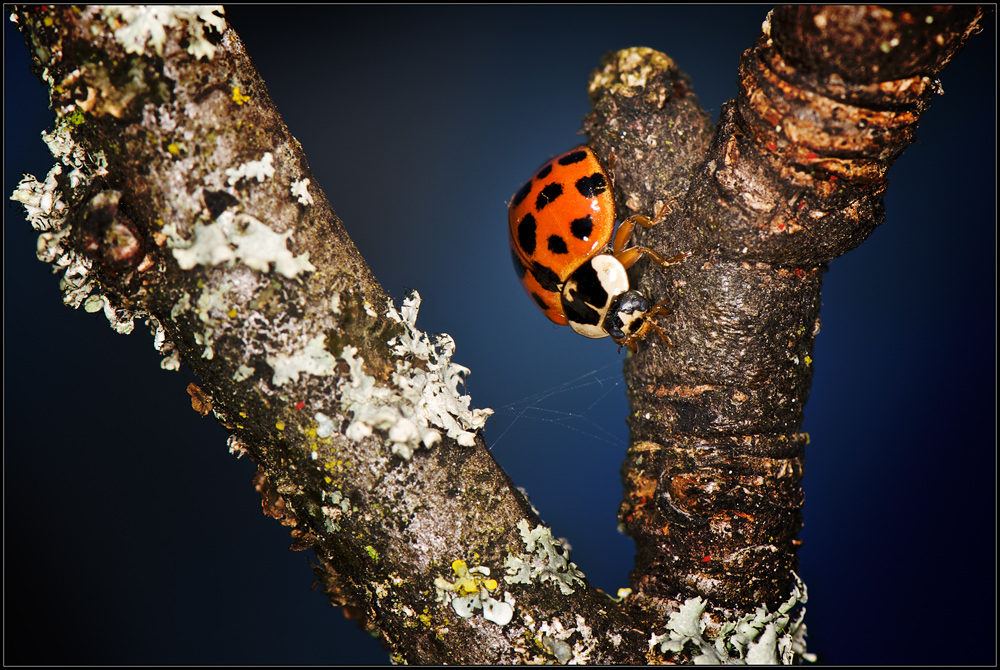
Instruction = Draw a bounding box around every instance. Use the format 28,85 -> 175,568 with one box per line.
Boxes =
595,4 -> 987,622
8,4 -> 988,665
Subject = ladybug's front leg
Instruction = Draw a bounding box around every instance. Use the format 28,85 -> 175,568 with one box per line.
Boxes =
615,300 -> 676,353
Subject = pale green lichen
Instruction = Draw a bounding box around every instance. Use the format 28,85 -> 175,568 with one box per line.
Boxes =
538,614 -> 598,664
170,209 -> 315,279
233,364 -> 255,382
649,573 -> 815,664
314,412 -> 335,438
225,152 -> 275,185
338,291 -> 492,460
290,178 -> 314,206
10,113 -> 166,347
588,47 -> 677,97
104,5 -> 226,60
435,559 -> 515,626
266,334 -> 338,386
193,282 -> 237,359
321,489 -> 353,533
503,520 -> 586,595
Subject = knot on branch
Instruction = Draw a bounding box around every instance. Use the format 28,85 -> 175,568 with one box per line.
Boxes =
620,435 -> 806,609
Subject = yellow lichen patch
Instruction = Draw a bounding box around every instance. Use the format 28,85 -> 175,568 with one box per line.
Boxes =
435,558 -> 514,626
232,86 -> 251,105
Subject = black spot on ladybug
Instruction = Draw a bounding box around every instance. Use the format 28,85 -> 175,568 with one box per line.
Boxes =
511,180 -> 533,209
536,164 -> 552,180
559,150 -> 588,166
510,248 -> 527,279
203,189 -> 239,219
570,216 -> 593,241
535,182 -> 562,210
531,292 -> 549,311
531,263 -> 561,293
576,173 -> 608,198
517,214 -> 537,256
536,182 -> 563,211
547,235 -> 568,255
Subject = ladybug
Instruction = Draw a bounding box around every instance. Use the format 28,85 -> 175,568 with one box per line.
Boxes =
508,145 -> 690,352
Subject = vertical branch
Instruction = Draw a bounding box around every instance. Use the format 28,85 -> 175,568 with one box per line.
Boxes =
585,5 -> 989,618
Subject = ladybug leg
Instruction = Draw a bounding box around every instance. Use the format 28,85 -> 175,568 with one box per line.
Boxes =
617,247 -> 692,271
613,199 -> 690,270
645,300 -> 675,348
611,199 -> 675,255
616,300 -> 675,353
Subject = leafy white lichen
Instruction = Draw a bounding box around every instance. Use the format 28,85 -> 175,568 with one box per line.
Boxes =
104,5 -> 226,60
10,167 -> 68,232
291,178 -> 314,206
10,118 -> 136,333
266,335 -> 338,386
233,364 -> 255,382
314,412 -> 335,438
538,614 -> 598,665
225,152 -> 275,185
338,291 -> 492,460
503,519 -> 586,595
170,209 -> 315,279
649,573 -> 815,664
57,254 -> 97,309
102,296 -> 138,335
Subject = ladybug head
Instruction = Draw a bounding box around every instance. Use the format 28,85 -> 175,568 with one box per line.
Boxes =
604,290 -> 650,343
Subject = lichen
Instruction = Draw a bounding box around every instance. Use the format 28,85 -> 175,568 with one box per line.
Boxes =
435,559 -> 515,626
10,166 -> 68,232
225,152 -> 275,185
537,614 -> 598,664
649,573 -> 815,664
266,335 -> 338,386
503,520 -> 586,595
337,291 -> 492,460
104,5 -> 226,61
321,489 -> 353,533
314,412 -> 335,438
291,178 -> 314,206
170,209 -> 315,279
9,113 -> 167,347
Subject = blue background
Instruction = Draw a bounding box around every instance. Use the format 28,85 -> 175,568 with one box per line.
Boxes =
5,6 -> 995,664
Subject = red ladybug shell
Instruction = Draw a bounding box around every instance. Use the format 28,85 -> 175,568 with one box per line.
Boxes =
508,146 -> 616,326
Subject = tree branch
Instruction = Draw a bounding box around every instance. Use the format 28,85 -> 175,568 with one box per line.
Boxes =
576,3 -> 988,621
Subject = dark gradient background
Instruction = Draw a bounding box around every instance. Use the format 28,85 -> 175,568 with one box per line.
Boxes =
5,7 -> 995,665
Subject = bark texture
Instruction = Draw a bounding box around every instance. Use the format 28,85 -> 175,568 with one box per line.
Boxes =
587,6 -> 987,625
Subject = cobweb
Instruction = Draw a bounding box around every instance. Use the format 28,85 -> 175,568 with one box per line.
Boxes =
485,361 -> 630,451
